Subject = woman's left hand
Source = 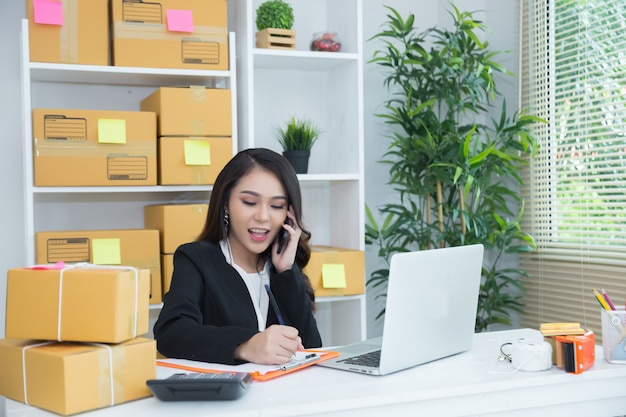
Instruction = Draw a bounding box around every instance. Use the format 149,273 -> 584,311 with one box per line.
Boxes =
272,207 -> 301,273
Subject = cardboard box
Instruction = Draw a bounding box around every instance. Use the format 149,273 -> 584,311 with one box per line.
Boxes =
140,86 -> 232,137
6,266 -> 150,343
162,253 -> 174,295
144,203 -> 208,253
35,229 -> 162,304
27,0 -> 109,65
111,0 -> 228,70
0,338 -> 155,415
157,136 -> 232,185
32,109 -> 157,186
304,246 -> 365,297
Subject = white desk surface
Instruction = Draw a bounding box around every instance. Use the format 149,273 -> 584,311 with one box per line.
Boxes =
7,328 -> 626,417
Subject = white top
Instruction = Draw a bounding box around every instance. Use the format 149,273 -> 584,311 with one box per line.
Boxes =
219,239 -> 269,331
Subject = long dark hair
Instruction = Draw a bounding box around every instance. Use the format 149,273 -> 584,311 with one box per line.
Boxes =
197,148 -> 316,306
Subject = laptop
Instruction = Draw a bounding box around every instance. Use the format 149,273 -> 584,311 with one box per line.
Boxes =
317,244 -> 484,376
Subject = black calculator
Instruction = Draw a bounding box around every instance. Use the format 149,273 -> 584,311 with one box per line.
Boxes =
146,371 -> 253,401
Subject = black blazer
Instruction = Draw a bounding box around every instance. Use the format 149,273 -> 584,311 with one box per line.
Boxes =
153,240 -> 322,364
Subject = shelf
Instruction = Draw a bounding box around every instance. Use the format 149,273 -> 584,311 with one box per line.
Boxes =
253,49 -> 359,71
31,185 -> 213,194
29,62 -> 232,87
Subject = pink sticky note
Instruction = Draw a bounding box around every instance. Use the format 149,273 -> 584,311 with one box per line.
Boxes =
31,261 -> 66,270
33,0 -> 64,26
166,9 -> 194,33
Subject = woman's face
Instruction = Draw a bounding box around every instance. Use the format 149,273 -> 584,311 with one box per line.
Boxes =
226,166 -> 288,263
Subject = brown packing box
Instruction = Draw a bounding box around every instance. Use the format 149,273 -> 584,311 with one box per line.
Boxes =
6,266 -> 150,344
35,229 -> 163,304
157,136 -> 233,185
0,338 -> 155,415
140,86 -> 232,137
111,0 -> 229,70
304,246 -> 365,297
162,253 -> 174,295
27,0 -> 109,65
32,109 -> 157,186
144,203 -> 208,253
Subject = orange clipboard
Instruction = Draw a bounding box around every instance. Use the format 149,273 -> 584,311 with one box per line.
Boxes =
156,349 -> 340,382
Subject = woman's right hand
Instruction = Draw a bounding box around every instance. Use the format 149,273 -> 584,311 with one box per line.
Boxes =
234,325 -> 303,365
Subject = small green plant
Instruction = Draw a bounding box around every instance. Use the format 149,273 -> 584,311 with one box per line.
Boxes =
274,116 -> 321,151
256,0 -> 294,31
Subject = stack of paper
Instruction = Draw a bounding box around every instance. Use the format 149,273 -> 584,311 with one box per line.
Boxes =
540,322 -> 586,336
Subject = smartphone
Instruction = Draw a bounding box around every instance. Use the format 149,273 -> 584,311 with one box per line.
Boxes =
276,218 -> 291,254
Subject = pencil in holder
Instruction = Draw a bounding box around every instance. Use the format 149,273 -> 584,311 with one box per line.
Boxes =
600,307 -> 626,364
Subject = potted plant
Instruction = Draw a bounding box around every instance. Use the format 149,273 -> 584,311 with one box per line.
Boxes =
274,116 -> 321,174
365,5 -> 544,331
255,0 -> 295,50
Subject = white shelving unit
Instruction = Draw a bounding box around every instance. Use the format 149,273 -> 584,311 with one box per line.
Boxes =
228,0 -> 366,346
19,19 -> 238,267
19,19 -> 238,323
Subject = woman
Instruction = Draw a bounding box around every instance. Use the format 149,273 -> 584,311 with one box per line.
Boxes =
153,148 -> 322,365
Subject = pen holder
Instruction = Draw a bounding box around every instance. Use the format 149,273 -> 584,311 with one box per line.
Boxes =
600,307 -> 626,364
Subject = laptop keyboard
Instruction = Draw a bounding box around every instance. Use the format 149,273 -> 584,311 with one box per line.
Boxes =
339,349 -> 381,368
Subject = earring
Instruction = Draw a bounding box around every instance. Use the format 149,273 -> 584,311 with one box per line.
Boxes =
223,210 -> 230,234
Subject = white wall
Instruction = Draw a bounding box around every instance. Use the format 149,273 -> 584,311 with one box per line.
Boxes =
0,2 -> 27,339
0,0 -> 518,339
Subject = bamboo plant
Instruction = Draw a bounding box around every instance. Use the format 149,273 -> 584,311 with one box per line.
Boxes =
365,5 -> 544,331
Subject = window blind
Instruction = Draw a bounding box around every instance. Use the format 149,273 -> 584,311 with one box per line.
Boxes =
519,0 -> 626,339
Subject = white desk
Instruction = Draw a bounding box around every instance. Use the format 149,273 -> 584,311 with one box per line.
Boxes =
7,328 -> 626,417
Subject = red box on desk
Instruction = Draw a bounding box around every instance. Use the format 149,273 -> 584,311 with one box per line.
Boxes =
0,338 -> 155,415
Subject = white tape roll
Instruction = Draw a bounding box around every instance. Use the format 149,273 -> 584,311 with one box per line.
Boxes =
511,338 -> 552,371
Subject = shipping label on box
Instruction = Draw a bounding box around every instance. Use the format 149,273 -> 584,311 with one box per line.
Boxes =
140,86 -> 232,136
32,109 -> 157,186
27,0 -> 109,65
144,203 -> 208,253
35,229 -> 162,304
111,0 -> 228,70
6,266 -> 150,343
157,136 -> 232,185
304,246 -> 365,297
0,338 -> 155,415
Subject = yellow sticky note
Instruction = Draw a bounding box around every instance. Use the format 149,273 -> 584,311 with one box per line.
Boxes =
184,140 -> 211,165
91,238 -> 122,265
321,263 -> 347,288
98,119 -> 126,144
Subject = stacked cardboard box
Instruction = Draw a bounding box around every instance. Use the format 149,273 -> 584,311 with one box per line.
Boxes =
110,0 -> 229,70
26,0 -> 109,65
140,86 -> 233,185
32,108 -> 157,187
144,203 -> 209,295
35,229 -> 162,304
1,265 -> 156,415
27,0 -> 229,70
304,246 -> 366,297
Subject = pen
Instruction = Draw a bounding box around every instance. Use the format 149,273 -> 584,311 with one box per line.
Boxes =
601,288 -> 616,310
279,354 -> 319,371
593,288 -> 611,310
264,284 -> 285,325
